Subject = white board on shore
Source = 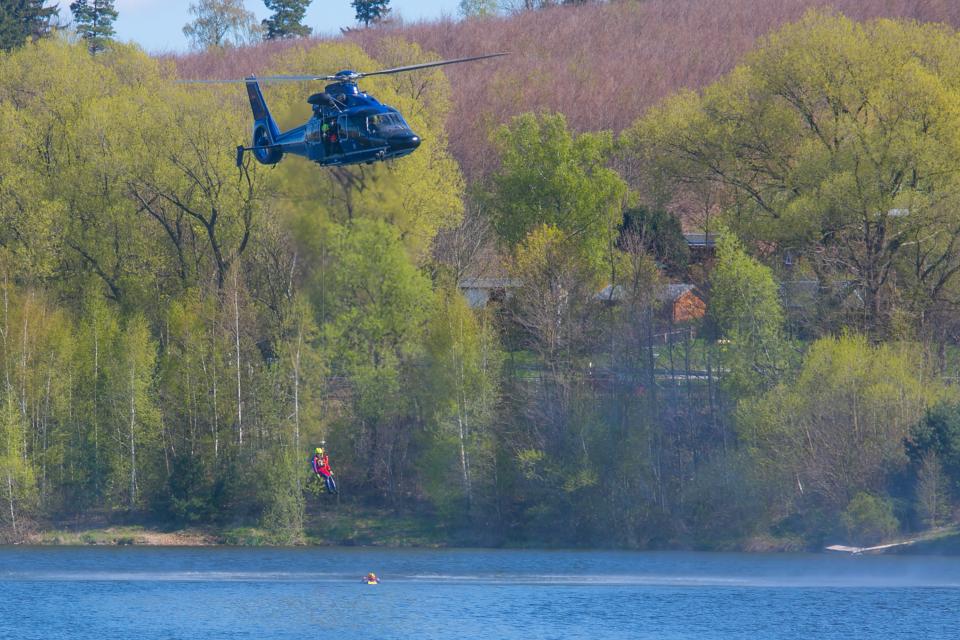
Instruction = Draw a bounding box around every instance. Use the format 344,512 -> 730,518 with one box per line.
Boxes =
825,540 -> 915,554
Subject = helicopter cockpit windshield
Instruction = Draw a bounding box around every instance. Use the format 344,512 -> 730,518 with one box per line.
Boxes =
367,113 -> 406,135
339,111 -> 409,142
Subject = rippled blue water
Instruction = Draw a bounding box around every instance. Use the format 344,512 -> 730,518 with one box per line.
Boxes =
1,546 -> 959,639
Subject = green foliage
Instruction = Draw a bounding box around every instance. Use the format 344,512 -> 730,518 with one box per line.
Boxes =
624,11 -> 960,336
0,38 -> 322,522
909,403 -> 960,494
258,451 -> 305,543
3,20 -> 959,551
70,0 -> 116,54
0,35 -> 472,534
262,0 -> 311,39
161,453 -> 217,524
738,334 -> 952,518
352,0 -> 390,27
0,396 -> 37,537
0,37 -> 266,302
485,112 -> 627,270
842,492 -> 899,546
321,219 -> 432,378
710,231 -> 788,396
71,293 -> 120,503
107,314 -> 161,510
509,225 -> 600,364
681,451 -> 769,548
318,218 -> 432,499
0,0 -> 58,51
183,0 -> 260,49
915,453 -> 952,529
507,395 -> 613,546
270,293 -> 326,454
618,206 -> 688,276
420,283 -> 502,519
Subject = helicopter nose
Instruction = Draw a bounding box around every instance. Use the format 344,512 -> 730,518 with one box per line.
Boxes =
391,134 -> 421,151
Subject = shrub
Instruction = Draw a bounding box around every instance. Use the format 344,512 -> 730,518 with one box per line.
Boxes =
842,492 -> 898,546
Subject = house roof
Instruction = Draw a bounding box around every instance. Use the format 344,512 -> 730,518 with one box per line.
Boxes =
458,277 -> 521,289
663,284 -> 697,300
597,283 -> 700,303
684,232 -> 717,248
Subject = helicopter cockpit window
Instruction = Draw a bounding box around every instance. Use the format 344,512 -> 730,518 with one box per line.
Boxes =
367,113 -> 405,133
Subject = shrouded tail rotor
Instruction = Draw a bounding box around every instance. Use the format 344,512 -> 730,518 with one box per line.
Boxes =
236,124 -> 283,167
252,124 -> 282,164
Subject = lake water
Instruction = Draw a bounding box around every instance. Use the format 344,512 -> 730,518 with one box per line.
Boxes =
1,547 -> 959,639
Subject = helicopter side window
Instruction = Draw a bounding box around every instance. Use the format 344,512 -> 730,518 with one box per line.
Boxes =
305,120 -> 322,143
339,114 -> 369,139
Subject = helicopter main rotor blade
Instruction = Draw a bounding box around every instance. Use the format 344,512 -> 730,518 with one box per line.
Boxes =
245,74 -> 342,83
178,52 -> 508,84
177,75 -> 341,84
242,53 -> 509,83
176,79 -> 245,84
355,52 -> 508,79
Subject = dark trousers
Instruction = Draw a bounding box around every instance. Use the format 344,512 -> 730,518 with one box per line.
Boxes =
318,473 -> 337,494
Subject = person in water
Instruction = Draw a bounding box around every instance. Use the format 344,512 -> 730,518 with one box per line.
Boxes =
312,447 -> 338,495
363,572 -> 379,584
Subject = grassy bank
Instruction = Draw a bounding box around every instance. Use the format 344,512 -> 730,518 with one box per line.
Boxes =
18,509 -> 960,554
20,505 -> 451,548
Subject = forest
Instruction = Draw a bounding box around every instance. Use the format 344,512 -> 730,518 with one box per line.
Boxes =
3,3 -> 960,550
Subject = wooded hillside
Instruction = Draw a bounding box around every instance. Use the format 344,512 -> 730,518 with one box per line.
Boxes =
3,5 -> 960,550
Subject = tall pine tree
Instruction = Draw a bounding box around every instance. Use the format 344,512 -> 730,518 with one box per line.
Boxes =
0,0 -> 59,51
351,0 -> 389,27
261,0 -> 311,40
70,0 -> 117,54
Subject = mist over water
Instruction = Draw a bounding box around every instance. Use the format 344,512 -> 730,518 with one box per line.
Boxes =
2,548 -> 958,639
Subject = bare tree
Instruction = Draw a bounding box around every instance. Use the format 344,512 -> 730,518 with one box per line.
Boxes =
183,0 -> 261,49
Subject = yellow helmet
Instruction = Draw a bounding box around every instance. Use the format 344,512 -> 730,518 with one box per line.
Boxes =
316,447 -> 323,455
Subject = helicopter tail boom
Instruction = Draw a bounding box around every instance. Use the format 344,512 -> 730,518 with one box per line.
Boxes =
244,78 -> 283,165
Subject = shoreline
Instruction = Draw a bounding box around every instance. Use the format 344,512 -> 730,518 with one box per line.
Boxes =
23,527 -> 222,547
12,523 -> 960,555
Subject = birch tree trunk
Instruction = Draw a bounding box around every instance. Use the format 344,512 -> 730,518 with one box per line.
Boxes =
6,471 -> 15,535
129,364 -> 137,509
233,270 -> 243,446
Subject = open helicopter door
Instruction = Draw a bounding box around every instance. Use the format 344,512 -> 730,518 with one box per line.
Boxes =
238,78 -> 283,167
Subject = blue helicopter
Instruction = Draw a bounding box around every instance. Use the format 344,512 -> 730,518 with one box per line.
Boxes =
197,53 -> 507,168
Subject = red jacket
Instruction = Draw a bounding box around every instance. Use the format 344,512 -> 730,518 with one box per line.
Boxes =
314,454 -> 333,477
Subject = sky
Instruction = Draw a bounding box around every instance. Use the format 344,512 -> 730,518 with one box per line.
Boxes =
93,0 -> 461,53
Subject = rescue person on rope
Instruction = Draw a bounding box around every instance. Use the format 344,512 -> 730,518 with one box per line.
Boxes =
312,447 -> 338,495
